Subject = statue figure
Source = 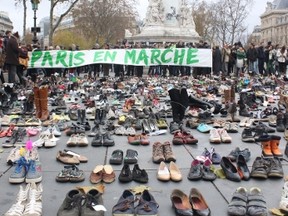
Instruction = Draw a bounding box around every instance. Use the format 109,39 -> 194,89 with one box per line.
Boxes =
145,0 -> 165,25
180,3 -> 195,28
125,29 -> 133,38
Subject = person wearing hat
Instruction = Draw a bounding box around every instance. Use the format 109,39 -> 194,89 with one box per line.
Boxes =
5,31 -> 21,83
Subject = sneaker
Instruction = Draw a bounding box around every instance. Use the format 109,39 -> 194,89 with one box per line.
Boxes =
4,184 -> 30,216
250,157 -> 268,179
77,133 -> 89,147
267,157 -> 284,178
91,132 -> 102,147
170,122 -> 180,134
25,160 -> 42,183
218,129 -> 232,143
135,190 -> 158,216
7,146 -> 22,165
241,127 -> 255,142
132,164 -> 148,183
209,128 -> 221,144
67,134 -> 78,147
9,157 -> 27,183
23,182 -> 43,216
197,123 -> 212,133
112,190 -> 135,216
227,147 -> 251,162
124,149 -> 138,164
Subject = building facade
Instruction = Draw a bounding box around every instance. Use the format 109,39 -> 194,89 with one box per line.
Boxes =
260,0 -> 288,45
0,11 -> 13,34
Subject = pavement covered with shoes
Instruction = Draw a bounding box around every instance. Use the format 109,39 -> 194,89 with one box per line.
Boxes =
1,75 -> 288,215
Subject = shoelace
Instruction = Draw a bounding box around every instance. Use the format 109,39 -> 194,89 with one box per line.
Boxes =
5,203 -> 25,216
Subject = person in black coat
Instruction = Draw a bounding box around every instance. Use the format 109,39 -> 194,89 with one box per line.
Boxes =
257,42 -> 266,75
5,32 -> 20,83
246,43 -> 258,73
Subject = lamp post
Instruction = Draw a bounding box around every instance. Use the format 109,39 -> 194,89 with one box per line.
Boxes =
31,0 -> 40,45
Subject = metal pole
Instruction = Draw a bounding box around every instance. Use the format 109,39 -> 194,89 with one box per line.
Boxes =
32,8 -> 38,45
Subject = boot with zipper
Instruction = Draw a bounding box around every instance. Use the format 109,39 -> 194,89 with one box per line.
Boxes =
34,87 -> 41,119
39,86 -> 49,121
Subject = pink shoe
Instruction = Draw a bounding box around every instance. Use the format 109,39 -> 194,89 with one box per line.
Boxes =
26,127 -> 42,137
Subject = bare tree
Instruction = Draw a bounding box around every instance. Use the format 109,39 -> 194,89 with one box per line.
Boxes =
72,0 -> 137,46
49,0 -> 80,46
15,0 -> 27,38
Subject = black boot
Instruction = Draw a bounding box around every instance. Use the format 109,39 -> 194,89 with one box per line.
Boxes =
94,108 -> 101,125
179,88 -> 189,121
238,100 -> 250,117
188,95 -> 214,110
168,88 -> 182,123
100,109 -> 106,125
77,109 -> 82,125
81,109 -> 90,131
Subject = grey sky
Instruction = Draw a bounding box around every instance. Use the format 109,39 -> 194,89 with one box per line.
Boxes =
0,0 -> 266,35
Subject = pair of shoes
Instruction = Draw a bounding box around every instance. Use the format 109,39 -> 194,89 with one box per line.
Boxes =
56,150 -> 88,164
152,141 -> 176,163
157,161 -> 182,182
223,122 -> 238,133
196,147 -> 222,164
188,159 -> 216,181
258,135 -> 283,158
209,128 -> 232,143
9,157 -> 42,184
112,190 -> 158,216
3,128 -> 26,148
91,132 -> 115,147
228,187 -> 268,216
33,131 -> 59,148
172,131 -> 198,145
239,117 -> 254,127
227,147 -> 251,162
57,188 -> 105,216
170,188 -> 211,216
220,156 -> 250,182
127,133 -> 150,145
250,157 -> 283,179
4,183 -> 43,216
67,133 -> 89,147
7,146 -> 39,165
118,164 -> 148,183
56,165 -> 85,182
90,164 -> 116,184
114,125 -> 136,136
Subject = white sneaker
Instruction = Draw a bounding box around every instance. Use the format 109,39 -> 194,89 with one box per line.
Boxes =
4,184 -> 30,216
43,133 -> 59,148
218,129 -> 232,143
23,183 -> 43,216
209,128 -> 221,144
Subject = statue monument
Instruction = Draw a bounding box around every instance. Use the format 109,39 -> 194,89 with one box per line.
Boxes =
127,0 -> 200,43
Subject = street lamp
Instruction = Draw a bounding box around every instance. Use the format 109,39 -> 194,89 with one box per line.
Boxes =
31,0 -> 40,45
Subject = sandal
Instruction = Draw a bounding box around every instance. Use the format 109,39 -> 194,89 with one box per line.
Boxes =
246,187 -> 268,216
227,187 -> 248,216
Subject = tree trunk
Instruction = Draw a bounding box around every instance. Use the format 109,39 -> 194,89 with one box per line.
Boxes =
22,0 -> 27,38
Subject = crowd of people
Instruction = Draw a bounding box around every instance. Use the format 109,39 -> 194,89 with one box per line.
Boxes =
1,30 -> 288,87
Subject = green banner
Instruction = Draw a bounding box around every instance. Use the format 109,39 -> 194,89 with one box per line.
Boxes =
28,48 -> 212,68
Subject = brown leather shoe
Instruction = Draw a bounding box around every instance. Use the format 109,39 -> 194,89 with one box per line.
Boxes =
90,165 -> 103,184
56,151 -> 80,165
189,188 -> 211,216
152,142 -> 165,163
163,141 -> 176,162
102,165 -> 115,183
170,189 -> 193,216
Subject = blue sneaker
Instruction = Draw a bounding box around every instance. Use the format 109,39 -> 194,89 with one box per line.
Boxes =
9,157 -> 27,183
26,160 -> 42,183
